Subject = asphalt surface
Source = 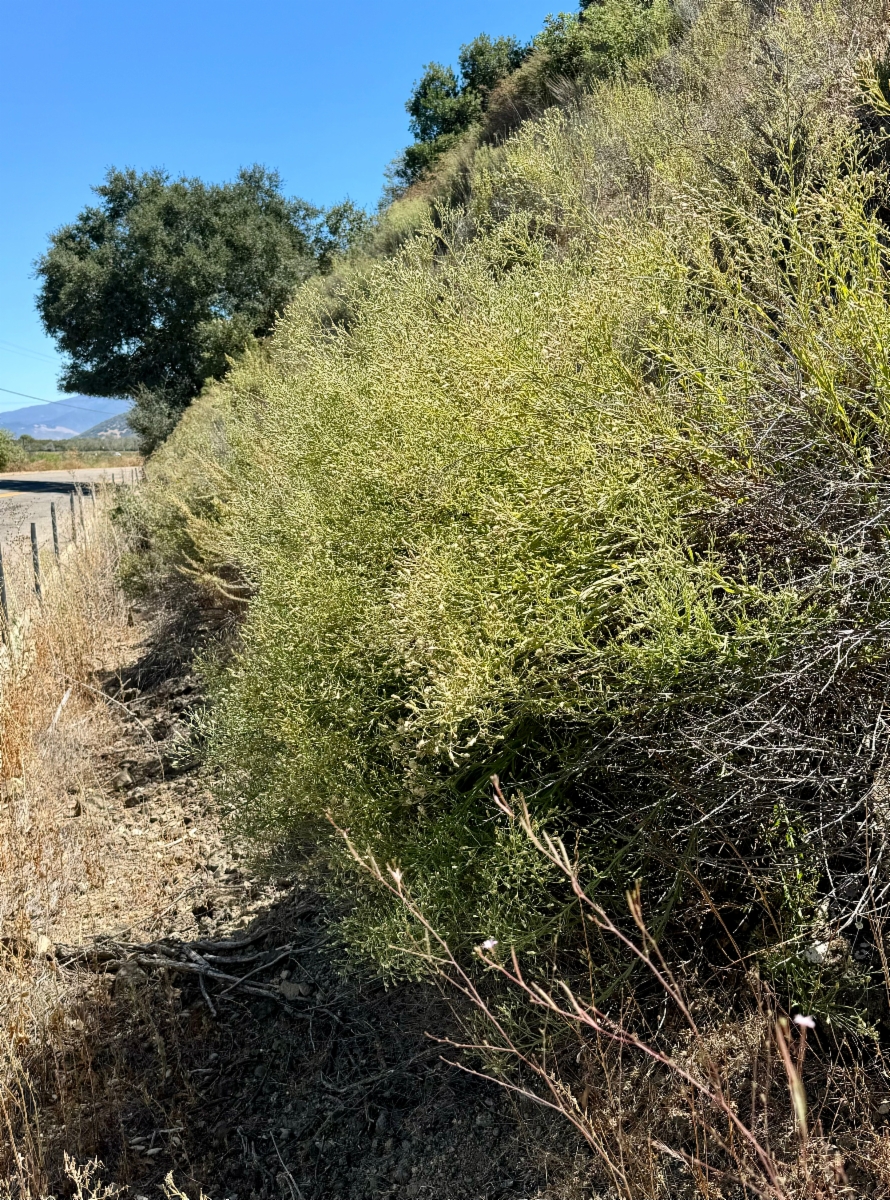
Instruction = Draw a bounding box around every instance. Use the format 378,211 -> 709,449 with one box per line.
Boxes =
0,466 -> 138,551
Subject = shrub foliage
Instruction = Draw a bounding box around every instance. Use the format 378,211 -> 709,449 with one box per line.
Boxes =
144,0 -> 890,1028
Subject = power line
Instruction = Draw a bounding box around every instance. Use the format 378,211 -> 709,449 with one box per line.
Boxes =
0,338 -> 59,364
0,385 -> 128,419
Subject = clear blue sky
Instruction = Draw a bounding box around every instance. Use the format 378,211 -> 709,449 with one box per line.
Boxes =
0,0 -> 550,413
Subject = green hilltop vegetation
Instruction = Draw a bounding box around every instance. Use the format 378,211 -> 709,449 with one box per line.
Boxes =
87,0 -> 890,1184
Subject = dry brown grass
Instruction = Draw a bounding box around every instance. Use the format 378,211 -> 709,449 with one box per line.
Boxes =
348,786 -> 890,1200
4,454 -> 142,474
0,502 -> 133,947
0,509 -> 128,1196
0,503 -> 217,1198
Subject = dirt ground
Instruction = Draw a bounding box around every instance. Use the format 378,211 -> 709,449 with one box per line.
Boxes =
3,600 -> 589,1200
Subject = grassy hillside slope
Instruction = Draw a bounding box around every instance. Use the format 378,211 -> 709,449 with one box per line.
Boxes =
130,0 -> 890,1189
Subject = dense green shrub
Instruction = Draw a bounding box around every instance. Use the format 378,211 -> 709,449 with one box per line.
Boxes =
118,382 -> 236,604
534,0 -> 678,82
0,429 -> 15,473
140,0 -> 890,1018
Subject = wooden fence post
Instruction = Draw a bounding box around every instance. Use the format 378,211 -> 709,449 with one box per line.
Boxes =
30,523 -> 42,603
0,542 -> 9,633
51,502 -> 60,563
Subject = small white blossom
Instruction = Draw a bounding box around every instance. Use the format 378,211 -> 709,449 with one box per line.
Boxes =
482,938 -> 498,951
794,1014 -> 816,1030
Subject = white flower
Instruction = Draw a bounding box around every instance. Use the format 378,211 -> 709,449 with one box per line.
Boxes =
794,1014 -> 816,1030
482,938 -> 498,951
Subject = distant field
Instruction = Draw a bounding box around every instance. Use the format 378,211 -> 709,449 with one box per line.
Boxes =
6,450 -> 142,472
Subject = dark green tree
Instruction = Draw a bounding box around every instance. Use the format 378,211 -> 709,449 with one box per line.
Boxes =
406,62 -> 481,143
399,35 -> 530,186
36,166 -> 367,450
458,34 -> 528,98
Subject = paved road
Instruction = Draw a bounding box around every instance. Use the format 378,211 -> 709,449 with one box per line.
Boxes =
0,466 -> 139,551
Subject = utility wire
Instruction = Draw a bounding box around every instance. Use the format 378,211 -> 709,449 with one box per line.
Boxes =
0,338 -> 59,364
0,385 -> 128,418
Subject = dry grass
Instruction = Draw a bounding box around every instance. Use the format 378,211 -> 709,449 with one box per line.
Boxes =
348,786 -> 890,1199
0,503 -> 217,1198
4,453 -> 142,474
0,500 -> 135,946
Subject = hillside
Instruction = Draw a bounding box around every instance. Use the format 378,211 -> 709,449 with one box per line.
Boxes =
0,396 -> 130,438
79,410 -> 134,438
9,0 -> 890,1196
130,0 -> 890,1190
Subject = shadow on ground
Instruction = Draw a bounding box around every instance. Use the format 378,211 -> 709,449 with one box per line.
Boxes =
8,602 -> 587,1200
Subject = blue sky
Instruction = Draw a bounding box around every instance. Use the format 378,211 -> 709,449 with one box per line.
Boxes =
0,0 -> 550,414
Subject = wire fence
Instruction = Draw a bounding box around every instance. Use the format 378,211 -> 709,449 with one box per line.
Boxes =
0,466 -> 142,647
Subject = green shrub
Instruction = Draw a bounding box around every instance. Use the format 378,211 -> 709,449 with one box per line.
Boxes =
0,428 -> 15,472
140,0 -> 890,1017
118,382 -> 236,603
534,0 -> 678,82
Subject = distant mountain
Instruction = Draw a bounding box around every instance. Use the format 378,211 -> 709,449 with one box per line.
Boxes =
0,397 -> 130,439
79,411 -> 134,438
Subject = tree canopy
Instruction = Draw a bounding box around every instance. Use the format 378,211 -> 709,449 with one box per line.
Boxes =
400,35 -> 529,185
36,166 -> 367,449
396,5 -> 679,187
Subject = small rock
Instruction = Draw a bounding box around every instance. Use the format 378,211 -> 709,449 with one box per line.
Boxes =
113,961 -> 148,997
877,1099 -> 890,1115
801,941 -> 829,965
112,769 -> 133,791
35,935 -> 53,957
279,980 -> 312,1001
